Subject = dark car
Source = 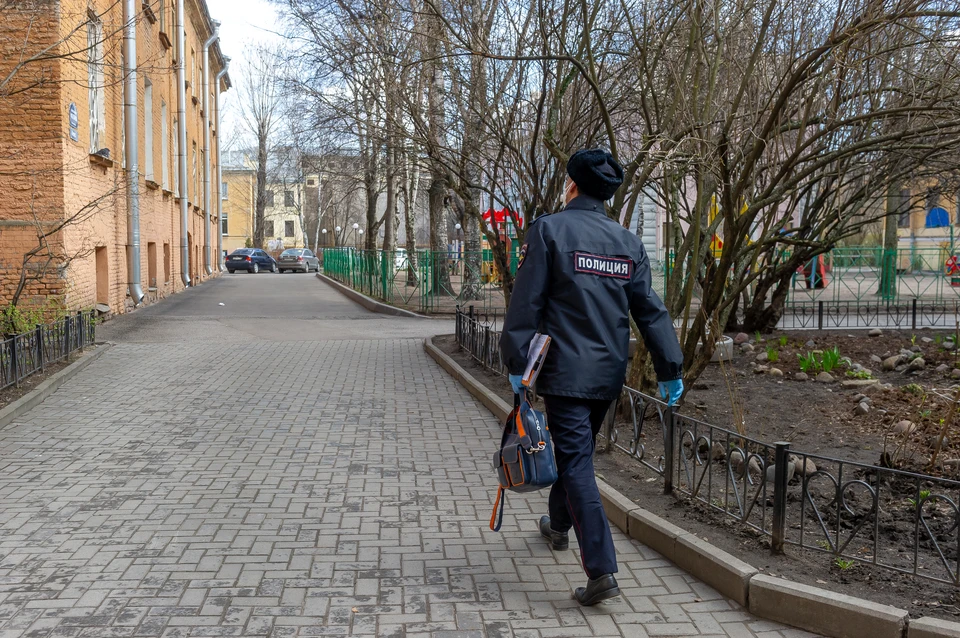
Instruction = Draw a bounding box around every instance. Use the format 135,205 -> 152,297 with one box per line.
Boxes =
278,248 -> 321,273
226,248 -> 278,274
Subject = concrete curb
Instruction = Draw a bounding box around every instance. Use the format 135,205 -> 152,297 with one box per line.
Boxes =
909,618 -> 960,638
425,334 -> 960,638
597,480 -> 756,606
749,574 -> 908,638
0,343 -> 113,431
315,273 -> 428,319
424,336 -> 511,421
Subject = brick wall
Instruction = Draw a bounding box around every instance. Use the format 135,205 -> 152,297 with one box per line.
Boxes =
0,0 -> 228,315
0,2 -> 68,309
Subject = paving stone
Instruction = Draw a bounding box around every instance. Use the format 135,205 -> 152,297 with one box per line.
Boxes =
0,280 -> 810,637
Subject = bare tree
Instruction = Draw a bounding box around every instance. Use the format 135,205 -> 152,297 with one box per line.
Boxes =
237,44 -> 283,249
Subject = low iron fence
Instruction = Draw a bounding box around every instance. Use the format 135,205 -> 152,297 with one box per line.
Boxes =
455,306 -> 505,376
780,299 -> 960,330
455,306 -> 960,586
0,311 -> 96,391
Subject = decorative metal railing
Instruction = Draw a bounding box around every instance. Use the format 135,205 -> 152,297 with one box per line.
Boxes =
0,311 -> 96,391
455,306 -> 960,586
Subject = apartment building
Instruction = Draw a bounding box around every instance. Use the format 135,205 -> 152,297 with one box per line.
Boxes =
0,0 -> 229,313
221,168 -> 255,254
220,150 -> 309,253
263,183 -> 306,250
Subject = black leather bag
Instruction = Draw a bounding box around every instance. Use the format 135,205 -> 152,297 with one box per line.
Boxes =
490,391 -> 558,531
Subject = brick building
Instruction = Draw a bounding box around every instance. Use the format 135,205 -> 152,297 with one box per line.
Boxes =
0,0 -> 230,314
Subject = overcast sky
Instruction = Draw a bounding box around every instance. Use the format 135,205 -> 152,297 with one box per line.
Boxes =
206,0 -> 284,152
207,0 -> 282,58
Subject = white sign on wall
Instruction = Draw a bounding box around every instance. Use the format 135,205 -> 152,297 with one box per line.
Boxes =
68,103 -> 79,142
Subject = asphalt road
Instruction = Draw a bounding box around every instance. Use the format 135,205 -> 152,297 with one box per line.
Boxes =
98,272 -> 448,343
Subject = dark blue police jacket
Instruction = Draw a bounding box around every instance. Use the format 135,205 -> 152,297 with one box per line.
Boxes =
500,194 -> 684,401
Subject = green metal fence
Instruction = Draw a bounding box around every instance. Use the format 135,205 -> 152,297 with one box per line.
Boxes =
787,246 -> 960,305
322,245 -> 960,314
322,248 -> 517,314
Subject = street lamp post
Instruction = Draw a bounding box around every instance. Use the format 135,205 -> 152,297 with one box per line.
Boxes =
319,229 -> 327,271
335,225 -> 342,247
353,222 -> 360,249
455,223 -> 463,258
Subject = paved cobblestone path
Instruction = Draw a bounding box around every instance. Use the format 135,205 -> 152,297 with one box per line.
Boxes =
0,276 -> 815,637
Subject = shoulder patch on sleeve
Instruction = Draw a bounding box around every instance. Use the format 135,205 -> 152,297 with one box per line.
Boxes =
574,252 -> 632,279
518,243 -> 528,269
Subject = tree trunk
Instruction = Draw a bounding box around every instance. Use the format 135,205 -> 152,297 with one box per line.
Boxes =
742,262 -> 803,332
459,0 -> 486,302
424,2 -> 449,294
404,155 -> 420,287
878,182 -> 899,300
254,127 -> 267,248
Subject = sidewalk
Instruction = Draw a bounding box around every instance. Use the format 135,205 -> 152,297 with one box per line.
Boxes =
0,274 -> 813,636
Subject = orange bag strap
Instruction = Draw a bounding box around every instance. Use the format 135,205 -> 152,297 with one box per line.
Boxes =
489,487 -> 505,532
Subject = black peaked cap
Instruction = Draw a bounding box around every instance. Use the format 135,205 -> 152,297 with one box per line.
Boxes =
566,149 -> 624,201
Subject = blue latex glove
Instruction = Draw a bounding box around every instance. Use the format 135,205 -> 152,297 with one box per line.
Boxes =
509,374 -> 524,395
658,379 -> 684,406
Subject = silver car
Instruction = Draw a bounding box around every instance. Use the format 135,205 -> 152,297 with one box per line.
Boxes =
277,248 -> 320,273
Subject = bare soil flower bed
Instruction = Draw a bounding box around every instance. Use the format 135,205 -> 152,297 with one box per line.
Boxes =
434,330 -> 960,620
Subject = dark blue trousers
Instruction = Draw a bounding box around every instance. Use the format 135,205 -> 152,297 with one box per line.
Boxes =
543,394 -> 617,578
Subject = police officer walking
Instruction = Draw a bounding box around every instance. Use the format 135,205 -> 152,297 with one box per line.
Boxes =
500,149 -> 684,606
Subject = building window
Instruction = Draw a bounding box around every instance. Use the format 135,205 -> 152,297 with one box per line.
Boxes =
307,179 -> 315,186
191,143 -> 197,202
284,220 -> 295,237
284,190 -> 294,207
164,243 -> 171,282
172,117 -> 179,196
144,79 -> 154,181
221,215 -> 229,235
221,182 -> 228,199
120,91 -> 125,168
190,49 -> 196,95
147,242 -> 158,288
161,101 -> 169,189
898,188 -> 911,228
87,15 -> 105,154
158,0 -> 166,33
265,190 -> 274,207
264,220 -> 275,237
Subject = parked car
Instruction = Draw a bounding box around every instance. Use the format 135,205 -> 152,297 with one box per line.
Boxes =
226,248 -> 278,274
278,248 -> 320,273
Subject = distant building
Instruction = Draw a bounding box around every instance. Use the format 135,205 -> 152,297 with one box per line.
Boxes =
221,168 -> 255,254
221,149 -> 309,252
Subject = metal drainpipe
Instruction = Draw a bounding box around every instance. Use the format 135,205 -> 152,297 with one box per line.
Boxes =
201,23 -> 219,276
176,0 -> 190,286
123,0 -> 145,304
215,58 -> 230,271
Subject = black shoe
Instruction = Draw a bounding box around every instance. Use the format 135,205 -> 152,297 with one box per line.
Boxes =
574,574 -> 620,606
538,515 -> 569,551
